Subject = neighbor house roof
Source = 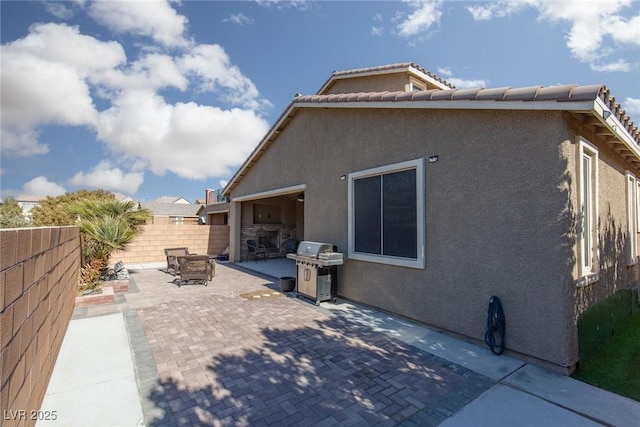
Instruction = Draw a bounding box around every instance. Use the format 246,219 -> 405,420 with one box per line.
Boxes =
153,196 -> 191,204
16,195 -> 43,203
224,73 -> 639,197
141,201 -> 203,217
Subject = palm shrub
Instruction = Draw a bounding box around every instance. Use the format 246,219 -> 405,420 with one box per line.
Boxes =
67,198 -> 150,293
30,190 -> 149,292
31,189 -> 115,226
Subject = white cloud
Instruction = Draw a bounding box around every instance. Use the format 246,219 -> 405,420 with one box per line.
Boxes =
590,59 -> 632,72
624,98 -> 640,118
606,13 -> 640,45
466,0 -> 533,21
437,67 -> 452,77
0,23 -> 124,157
4,23 -> 126,77
22,176 -> 66,197
466,0 -> 640,69
1,52 -> 98,128
87,0 -> 189,48
371,26 -> 384,36
178,44 -> 271,110
255,0 -> 311,10
2,1 -> 272,198
224,13 -> 254,26
436,67 -> 487,89
42,1 -> 74,19
446,78 -> 487,89
397,0 -> 443,37
95,90 -> 269,180
0,129 -> 48,157
70,161 -> 145,195
117,53 -> 189,91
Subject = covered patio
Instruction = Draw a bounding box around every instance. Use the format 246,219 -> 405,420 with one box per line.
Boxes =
231,257 -> 296,282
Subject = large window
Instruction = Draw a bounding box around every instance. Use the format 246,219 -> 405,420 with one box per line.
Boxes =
348,159 -> 425,268
579,139 -> 598,278
626,172 -> 639,265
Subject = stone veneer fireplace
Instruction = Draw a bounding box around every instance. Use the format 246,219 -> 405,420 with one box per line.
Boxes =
241,224 -> 296,260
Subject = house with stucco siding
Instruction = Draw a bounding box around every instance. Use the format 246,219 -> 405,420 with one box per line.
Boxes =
222,62 -> 640,374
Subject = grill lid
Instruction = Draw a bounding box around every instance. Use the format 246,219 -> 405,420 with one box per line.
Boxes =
296,241 -> 334,259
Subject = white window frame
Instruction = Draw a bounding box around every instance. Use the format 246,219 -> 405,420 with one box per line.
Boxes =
637,180 -> 640,237
626,171 -> 639,265
578,138 -> 599,280
348,158 -> 425,269
407,77 -> 425,92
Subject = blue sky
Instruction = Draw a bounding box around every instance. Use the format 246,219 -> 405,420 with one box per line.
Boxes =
1,0 -> 639,204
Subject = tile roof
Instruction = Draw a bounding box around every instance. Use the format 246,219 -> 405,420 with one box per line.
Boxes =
153,196 -> 191,204
293,84 -> 639,144
328,62 -> 455,89
16,195 -> 44,202
297,84 -> 597,103
141,201 -> 203,217
223,63 -> 640,196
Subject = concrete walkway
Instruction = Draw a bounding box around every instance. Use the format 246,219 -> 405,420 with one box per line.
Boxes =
37,313 -> 144,427
38,261 -> 640,426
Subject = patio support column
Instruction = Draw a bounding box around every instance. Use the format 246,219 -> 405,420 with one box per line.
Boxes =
229,200 -> 242,262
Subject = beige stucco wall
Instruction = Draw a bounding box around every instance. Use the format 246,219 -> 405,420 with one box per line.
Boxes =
111,224 -> 229,265
324,73 -> 414,95
563,116 -> 640,359
230,107 -> 585,370
150,216 -> 199,225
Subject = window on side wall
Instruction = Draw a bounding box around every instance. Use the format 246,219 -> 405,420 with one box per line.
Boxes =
408,77 -> 425,92
578,139 -> 598,280
626,172 -> 639,265
348,158 -> 425,269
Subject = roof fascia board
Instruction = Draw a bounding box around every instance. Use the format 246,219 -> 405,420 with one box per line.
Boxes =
232,184 -> 306,202
593,97 -> 640,159
407,68 -> 451,90
316,77 -> 334,95
293,100 -> 595,112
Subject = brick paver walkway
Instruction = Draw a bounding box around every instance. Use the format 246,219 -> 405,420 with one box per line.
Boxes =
77,265 -> 493,426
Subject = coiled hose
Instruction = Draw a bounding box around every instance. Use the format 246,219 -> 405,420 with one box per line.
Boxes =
485,295 -> 506,355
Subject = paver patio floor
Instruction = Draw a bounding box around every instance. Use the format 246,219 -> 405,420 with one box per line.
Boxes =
76,264 -> 493,426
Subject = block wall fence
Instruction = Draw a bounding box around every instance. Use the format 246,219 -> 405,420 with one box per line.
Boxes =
1,227 -> 80,427
112,224 -> 230,265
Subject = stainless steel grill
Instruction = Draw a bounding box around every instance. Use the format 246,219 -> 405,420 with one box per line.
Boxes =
286,241 -> 344,304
